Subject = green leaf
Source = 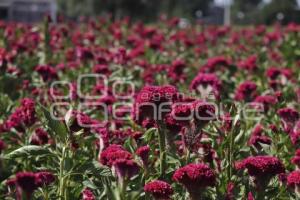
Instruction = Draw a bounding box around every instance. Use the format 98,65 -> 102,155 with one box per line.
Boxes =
141,128 -> 157,143
5,145 -> 51,159
38,104 -> 68,141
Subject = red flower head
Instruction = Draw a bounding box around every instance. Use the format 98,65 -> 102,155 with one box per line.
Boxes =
292,150 -> 300,168
238,55 -> 257,71
31,128 -> 49,145
35,171 -> 55,186
100,145 -> 133,167
144,180 -> 173,200
190,73 -> 221,99
113,159 -> 139,180
252,95 -> 277,112
234,81 -> 257,102
192,100 -> 216,127
200,56 -> 230,73
136,145 -> 150,166
16,172 -> 38,198
236,156 -> 285,179
248,124 -> 272,147
35,65 -> 58,81
81,188 -> 95,200
287,170 -> 300,188
133,85 -> 178,125
168,59 -> 186,82
277,107 -> 299,133
172,163 -> 216,195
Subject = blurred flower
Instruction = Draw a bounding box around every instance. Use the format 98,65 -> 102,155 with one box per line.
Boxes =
144,180 -> 173,200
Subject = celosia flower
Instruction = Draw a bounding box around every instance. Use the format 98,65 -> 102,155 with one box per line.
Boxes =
172,163 -> 215,197
35,65 -> 58,81
236,156 -> 285,188
168,59 -> 186,82
248,124 -> 272,147
144,180 -> 173,200
81,188 -> 95,200
136,146 -> 150,166
30,128 -> 49,145
190,73 -> 221,99
234,81 -> 257,102
133,85 -> 178,125
113,159 -> 139,180
287,170 -> 300,188
100,145 -> 133,167
35,171 -> 55,186
277,107 -> 299,133
16,172 -> 38,198
252,95 -> 277,112
291,150 -> 300,168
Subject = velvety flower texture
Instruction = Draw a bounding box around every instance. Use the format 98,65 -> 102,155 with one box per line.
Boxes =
113,158 -> 139,180
172,163 -> 216,193
136,145 -> 150,166
235,156 -> 285,178
248,124 -> 272,147
277,107 -> 299,133
234,81 -> 257,102
291,150 -> 300,168
253,95 -> 277,112
133,85 -> 178,125
144,180 -> 173,200
35,65 -> 58,81
81,188 -> 96,200
4,98 -> 36,131
100,145 -> 133,167
189,73 -> 221,98
35,171 -> 55,186
16,172 -> 38,197
287,170 -> 300,188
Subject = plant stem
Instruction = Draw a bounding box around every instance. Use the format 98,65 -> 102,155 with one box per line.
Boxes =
158,125 -> 166,178
59,147 -> 66,200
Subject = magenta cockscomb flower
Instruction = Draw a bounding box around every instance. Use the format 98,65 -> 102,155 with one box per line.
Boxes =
292,150 -> 300,168
192,100 -> 216,126
189,73 -> 221,99
35,171 -> 55,186
170,102 -> 193,126
168,59 -> 186,82
4,98 -> 36,131
234,81 -> 257,102
16,172 -> 38,198
200,56 -> 230,73
248,124 -> 272,148
35,65 -> 58,81
287,170 -> 300,187
81,188 -> 95,200
144,180 -> 173,200
172,163 -> 215,198
100,145 -> 133,167
136,145 -> 150,166
236,156 -> 285,188
277,107 -> 299,133
31,128 -> 49,145
252,95 -> 277,112
113,159 -> 139,180
133,85 -> 178,124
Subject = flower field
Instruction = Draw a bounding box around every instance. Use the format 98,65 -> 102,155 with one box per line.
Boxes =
0,17 -> 300,200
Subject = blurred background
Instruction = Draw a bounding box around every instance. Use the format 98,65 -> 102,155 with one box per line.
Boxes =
0,0 -> 300,24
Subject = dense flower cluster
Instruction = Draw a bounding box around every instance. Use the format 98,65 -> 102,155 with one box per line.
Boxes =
172,163 -> 216,195
144,180 -> 173,200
